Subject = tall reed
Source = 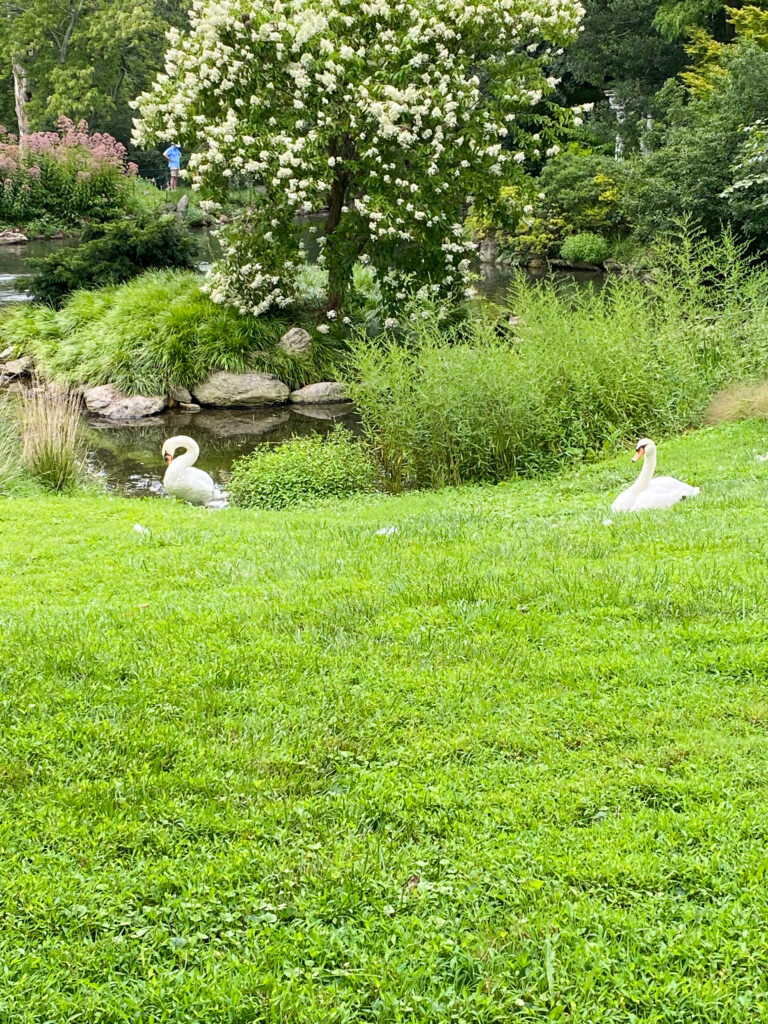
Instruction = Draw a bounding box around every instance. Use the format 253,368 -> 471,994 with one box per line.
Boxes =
345,229 -> 768,491
0,399 -> 22,489
20,386 -> 85,491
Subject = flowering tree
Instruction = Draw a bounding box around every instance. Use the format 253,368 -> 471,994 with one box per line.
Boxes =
135,0 -> 584,319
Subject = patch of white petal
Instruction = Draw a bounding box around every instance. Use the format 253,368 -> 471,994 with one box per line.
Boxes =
133,0 -> 584,316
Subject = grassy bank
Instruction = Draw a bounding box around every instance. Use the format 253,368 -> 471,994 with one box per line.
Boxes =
2,420 -> 768,1020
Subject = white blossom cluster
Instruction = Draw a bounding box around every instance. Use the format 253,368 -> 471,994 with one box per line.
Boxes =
134,0 -> 584,315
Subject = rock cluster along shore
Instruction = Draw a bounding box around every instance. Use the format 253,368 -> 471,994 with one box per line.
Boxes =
0,327 -> 351,420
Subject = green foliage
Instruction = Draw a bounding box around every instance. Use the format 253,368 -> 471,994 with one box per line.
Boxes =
346,231 -> 768,490
623,42 -> 768,241
229,428 -> 377,509
0,270 -> 344,395
509,150 -> 627,257
23,217 -> 198,306
0,0 -> 188,145
4,421 -> 768,1018
560,231 -> 610,264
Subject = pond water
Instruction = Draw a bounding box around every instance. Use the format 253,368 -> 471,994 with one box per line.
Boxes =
85,403 -> 360,498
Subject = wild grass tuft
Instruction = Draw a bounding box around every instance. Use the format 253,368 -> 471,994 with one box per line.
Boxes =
19,386 -> 86,491
0,399 -> 22,489
0,270 -> 345,395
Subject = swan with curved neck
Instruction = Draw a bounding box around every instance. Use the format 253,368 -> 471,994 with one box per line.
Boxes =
162,435 -> 217,506
612,438 -> 699,512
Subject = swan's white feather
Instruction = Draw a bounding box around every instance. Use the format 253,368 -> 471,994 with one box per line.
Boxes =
162,435 -> 218,506
164,464 -> 217,506
631,478 -> 699,510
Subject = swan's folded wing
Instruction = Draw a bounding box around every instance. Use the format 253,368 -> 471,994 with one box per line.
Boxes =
632,477 -> 699,510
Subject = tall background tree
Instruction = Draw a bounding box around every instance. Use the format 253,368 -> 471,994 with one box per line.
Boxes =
0,0 -> 187,154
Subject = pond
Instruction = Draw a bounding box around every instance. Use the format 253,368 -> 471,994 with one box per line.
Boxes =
85,403 -> 360,498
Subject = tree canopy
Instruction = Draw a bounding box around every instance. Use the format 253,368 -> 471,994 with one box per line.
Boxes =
134,0 -> 584,317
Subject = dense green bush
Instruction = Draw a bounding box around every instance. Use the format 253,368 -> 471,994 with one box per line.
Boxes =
229,428 -> 377,509
506,150 -> 628,258
24,217 -> 198,306
0,270 -> 343,395
622,43 -> 768,242
346,232 -> 768,490
560,231 -> 610,264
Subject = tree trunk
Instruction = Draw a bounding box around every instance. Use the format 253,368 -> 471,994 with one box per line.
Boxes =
325,173 -> 347,312
59,1 -> 78,63
12,63 -> 31,148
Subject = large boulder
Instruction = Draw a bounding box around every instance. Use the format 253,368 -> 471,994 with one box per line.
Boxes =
290,381 -> 347,404
84,384 -> 167,420
1,356 -> 32,379
192,371 -> 290,407
0,229 -> 27,245
278,326 -> 312,357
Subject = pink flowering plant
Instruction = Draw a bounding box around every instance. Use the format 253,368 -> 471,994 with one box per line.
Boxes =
134,0 -> 584,320
0,118 -> 138,225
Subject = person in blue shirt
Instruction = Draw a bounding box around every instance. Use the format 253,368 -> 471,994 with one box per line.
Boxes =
163,142 -> 182,189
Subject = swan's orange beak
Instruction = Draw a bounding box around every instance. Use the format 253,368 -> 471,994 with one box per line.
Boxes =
164,452 -> 173,465
632,447 -> 645,462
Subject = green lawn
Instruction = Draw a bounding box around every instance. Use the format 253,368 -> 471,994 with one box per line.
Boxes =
2,420 -> 768,1022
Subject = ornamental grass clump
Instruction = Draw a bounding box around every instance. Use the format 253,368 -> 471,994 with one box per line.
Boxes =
20,386 -> 86,492
0,399 -> 22,490
229,428 -> 377,509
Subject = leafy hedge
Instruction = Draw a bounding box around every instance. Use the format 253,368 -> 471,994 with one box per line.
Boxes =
23,217 -> 198,306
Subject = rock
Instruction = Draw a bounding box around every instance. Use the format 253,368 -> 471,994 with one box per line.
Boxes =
83,384 -> 167,420
192,371 -> 290,407
478,232 -> 499,264
1,356 -> 32,378
0,229 -> 27,245
218,213 -> 231,224
169,385 -> 193,404
526,257 -> 547,270
175,194 -> 189,217
179,402 -> 201,412
290,381 -> 347,404
0,346 -> 14,363
278,326 -> 313,357
507,316 -> 524,328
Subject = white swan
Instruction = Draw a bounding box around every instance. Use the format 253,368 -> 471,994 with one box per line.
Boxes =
612,438 -> 699,512
162,435 -> 217,506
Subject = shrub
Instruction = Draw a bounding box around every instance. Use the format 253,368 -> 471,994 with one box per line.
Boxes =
0,117 -> 137,226
24,217 -> 198,306
229,428 -> 377,509
0,270 -> 344,394
19,387 -> 85,491
345,231 -> 768,490
560,232 -> 610,265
